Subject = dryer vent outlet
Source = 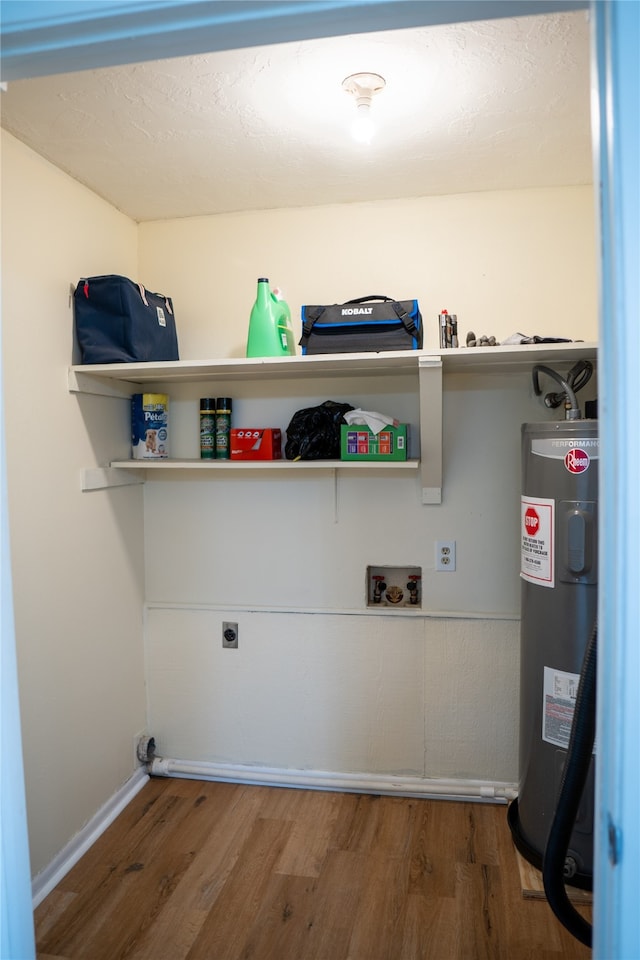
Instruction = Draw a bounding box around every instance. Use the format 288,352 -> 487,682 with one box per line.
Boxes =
136,735 -> 156,764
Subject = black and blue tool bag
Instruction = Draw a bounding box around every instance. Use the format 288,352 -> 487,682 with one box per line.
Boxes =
299,295 -> 423,355
74,274 -> 179,363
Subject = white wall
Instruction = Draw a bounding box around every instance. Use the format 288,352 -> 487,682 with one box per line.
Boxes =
138,186 -> 597,785
138,186 -> 597,358
1,131 -> 147,876
0,141 -> 598,872
146,609 -> 520,783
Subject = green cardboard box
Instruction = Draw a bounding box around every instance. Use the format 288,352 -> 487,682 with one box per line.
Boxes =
340,423 -> 408,461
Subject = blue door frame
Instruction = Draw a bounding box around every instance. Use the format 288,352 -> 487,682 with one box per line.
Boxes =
591,2 -> 640,958
1,3 -> 637,957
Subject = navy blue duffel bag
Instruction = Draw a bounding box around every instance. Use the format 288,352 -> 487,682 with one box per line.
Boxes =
74,274 -> 179,364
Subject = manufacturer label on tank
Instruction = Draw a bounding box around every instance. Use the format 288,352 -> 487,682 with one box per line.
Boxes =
564,448 -> 590,473
521,495 -> 554,587
542,666 -> 579,747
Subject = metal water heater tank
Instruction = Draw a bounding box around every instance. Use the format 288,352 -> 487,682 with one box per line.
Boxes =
508,419 -> 598,888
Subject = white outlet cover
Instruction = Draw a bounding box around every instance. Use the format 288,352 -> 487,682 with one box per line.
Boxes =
435,540 -> 456,572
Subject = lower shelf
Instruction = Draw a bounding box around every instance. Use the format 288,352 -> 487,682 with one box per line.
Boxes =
110,458 -> 419,471
82,459 -> 419,490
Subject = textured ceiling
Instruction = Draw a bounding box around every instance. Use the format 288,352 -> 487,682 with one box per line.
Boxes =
0,10 -> 592,222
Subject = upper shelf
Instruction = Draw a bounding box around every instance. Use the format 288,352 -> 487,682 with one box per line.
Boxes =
432,340 -> 597,374
69,342 -> 598,395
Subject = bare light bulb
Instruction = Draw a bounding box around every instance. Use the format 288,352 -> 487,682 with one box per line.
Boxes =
352,102 -> 374,144
342,72 -> 385,147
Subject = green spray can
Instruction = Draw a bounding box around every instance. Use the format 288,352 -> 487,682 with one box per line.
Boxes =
215,398 -> 232,460
200,398 -> 216,459
246,277 -> 295,358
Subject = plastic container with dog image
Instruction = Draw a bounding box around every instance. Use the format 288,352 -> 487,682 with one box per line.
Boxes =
131,393 -> 169,459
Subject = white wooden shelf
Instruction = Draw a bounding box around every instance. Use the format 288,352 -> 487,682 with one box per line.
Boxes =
71,342 -> 598,501
81,459 -> 418,491
68,342 -> 597,395
68,351 -> 418,398
109,458 -> 419,471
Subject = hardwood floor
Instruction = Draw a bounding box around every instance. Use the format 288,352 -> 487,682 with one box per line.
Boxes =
35,777 -> 592,960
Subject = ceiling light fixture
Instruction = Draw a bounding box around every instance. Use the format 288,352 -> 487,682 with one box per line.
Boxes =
342,72 -> 386,144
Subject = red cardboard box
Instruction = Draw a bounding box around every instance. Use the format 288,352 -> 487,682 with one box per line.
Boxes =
230,428 -> 282,460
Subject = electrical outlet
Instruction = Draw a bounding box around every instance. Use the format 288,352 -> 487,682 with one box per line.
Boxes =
435,540 -> 456,572
222,621 -> 238,648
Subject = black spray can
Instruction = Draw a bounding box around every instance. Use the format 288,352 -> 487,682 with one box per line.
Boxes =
200,398 -> 216,459
216,398 -> 232,460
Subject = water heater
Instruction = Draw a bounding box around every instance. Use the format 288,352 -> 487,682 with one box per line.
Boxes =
508,418 -> 598,888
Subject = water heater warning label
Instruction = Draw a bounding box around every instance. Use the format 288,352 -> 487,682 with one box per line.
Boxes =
521,495 -> 554,587
542,666 -> 579,747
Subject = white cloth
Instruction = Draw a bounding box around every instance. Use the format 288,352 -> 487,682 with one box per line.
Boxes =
343,408 -> 399,435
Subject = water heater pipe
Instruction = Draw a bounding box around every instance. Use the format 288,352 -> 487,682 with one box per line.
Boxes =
147,757 -> 517,802
532,365 -> 581,419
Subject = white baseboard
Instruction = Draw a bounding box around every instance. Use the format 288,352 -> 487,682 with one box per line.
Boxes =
32,767 -> 149,908
149,756 -> 517,804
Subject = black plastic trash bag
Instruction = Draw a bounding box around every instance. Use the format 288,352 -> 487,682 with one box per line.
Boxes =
285,400 -> 355,460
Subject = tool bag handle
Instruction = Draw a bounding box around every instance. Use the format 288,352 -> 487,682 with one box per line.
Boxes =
345,295 -> 394,304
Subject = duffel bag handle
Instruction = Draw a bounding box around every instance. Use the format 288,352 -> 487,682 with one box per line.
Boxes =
137,282 -> 174,315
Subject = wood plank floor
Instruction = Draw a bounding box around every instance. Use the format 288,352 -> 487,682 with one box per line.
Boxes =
35,777 -> 592,960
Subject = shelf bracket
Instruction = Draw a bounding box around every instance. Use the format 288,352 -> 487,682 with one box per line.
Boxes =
418,355 -> 443,504
81,467 -> 145,491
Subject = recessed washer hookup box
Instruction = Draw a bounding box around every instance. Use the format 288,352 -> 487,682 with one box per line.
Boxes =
340,424 -> 408,461
230,428 -> 282,460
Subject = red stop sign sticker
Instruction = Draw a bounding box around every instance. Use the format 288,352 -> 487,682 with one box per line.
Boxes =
524,506 -> 540,536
